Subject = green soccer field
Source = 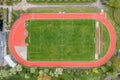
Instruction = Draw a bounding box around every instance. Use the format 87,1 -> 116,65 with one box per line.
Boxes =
25,19 -> 96,61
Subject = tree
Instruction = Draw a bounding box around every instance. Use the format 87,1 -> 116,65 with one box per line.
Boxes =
111,56 -> 120,71
37,74 -> 51,80
92,68 -> 99,74
106,0 -> 120,24
106,0 -> 120,8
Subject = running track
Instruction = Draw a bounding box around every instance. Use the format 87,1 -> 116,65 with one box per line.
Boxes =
9,13 -> 116,67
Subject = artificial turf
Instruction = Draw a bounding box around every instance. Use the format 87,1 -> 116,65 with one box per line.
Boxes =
26,19 -> 95,61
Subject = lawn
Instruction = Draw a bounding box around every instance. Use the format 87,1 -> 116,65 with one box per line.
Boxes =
27,7 -> 98,13
99,22 -> 110,59
6,0 -> 21,5
26,19 -> 95,61
27,0 -> 95,4
114,8 -> 120,26
0,1 -> 3,4
113,8 -> 120,48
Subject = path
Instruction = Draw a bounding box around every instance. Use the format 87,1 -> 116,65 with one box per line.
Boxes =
13,0 -> 104,10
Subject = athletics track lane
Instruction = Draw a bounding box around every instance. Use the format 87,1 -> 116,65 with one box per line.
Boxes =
8,13 -> 116,67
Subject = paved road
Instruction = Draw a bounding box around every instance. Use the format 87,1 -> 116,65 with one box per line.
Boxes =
96,0 -> 104,9
13,0 -> 104,10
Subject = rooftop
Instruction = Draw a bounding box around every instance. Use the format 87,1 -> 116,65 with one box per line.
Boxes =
0,31 -> 6,66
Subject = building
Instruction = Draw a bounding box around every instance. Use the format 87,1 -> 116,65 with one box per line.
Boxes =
0,31 -> 7,66
5,55 -> 17,68
0,31 -> 17,67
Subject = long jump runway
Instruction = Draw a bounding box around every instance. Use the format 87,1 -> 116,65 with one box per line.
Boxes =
9,13 -> 116,67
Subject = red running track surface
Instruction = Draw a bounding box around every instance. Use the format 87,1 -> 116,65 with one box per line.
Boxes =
8,13 -> 116,67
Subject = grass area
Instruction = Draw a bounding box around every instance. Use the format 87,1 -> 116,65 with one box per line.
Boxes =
27,0 -> 95,4
99,22 -> 110,58
0,1 -> 3,4
6,0 -> 21,5
114,8 -> 120,26
26,19 -> 95,61
27,7 -> 98,13
6,76 -> 26,80
114,8 -> 120,48
113,8 -> 120,49
107,7 -> 120,49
